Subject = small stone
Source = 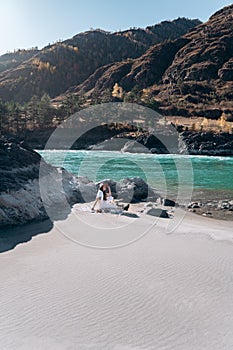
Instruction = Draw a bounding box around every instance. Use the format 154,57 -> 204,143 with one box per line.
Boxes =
218,201 -> 230,209
144,202 -> 154,208
202,212 -> 213,217
188,201 -> 201,209
162,198 -> 176,207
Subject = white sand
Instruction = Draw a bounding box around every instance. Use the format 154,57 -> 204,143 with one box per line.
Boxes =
1,207 -> 233,350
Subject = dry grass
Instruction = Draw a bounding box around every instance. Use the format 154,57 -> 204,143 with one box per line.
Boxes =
167,115 -> 233,133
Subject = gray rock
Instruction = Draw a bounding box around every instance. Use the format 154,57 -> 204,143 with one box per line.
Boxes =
188,201 -> 201,209
202,212 -> 213,217
121,141 -> 150,154
121,212 -> 139,218
218,200 -> 230,209
146,208 -> 169,218
0,136 -> 95,227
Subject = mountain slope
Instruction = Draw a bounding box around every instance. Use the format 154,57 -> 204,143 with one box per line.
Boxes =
71,4 -> 233,119
0,48 -> 38,73
163,5 -> 233,83
74,37 -> 190,95
0,19 -> 201,103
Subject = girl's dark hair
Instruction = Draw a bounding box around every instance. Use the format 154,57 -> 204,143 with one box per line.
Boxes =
99,184 -> 107,200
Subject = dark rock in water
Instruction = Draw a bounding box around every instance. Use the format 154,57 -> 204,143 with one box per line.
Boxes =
118,177 -> 149,203
146,208 -> 169,218
96,177 -> 160,203
117,177 -> 159,203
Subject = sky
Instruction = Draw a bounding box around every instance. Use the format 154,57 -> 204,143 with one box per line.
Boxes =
0,0 -> 232,55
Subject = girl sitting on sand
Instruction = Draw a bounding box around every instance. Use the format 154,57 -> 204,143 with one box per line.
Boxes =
91,183 -> 129,213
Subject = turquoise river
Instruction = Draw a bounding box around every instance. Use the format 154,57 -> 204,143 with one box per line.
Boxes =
38,150 -> 233,202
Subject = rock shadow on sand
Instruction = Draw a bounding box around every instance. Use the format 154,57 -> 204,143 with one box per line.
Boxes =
0,219 -> 53,253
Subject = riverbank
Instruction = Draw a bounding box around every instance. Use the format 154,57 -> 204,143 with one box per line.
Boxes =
1,135 -> 232,229
10,126 -> 233,156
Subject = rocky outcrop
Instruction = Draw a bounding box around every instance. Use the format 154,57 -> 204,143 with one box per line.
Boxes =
90,130 -> 170,153
0,136 -> 46,226
218,58 -> 233,81
163,9 -> 233,83
95,178 -> 171,204
178,131 -> 233,155
90,123 -> 180,154
0,136 -> 96,227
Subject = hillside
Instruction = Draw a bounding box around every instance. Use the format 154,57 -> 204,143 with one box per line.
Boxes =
0,18 -> 200,103
69,4 -> 233,121
0,48 -> 38,73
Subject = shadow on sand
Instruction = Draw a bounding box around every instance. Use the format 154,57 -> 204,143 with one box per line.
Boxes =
0,219 -> 54,254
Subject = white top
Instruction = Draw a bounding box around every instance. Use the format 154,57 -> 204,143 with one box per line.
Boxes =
96,190 -> 117,210
96,189 -> 104,201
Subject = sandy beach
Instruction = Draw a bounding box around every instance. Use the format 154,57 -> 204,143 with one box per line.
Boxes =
1,206 -> 233,350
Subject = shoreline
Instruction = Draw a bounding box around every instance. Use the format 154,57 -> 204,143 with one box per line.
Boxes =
1,203 -> 233,253
38,147 -> 233,157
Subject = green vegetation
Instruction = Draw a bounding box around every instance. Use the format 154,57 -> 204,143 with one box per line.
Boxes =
0,94 -> 86,135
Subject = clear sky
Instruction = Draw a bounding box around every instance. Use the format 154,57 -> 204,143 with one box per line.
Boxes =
0,0 -> 231,55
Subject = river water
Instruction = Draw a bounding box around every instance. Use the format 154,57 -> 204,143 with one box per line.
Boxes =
38,150 -> 233,202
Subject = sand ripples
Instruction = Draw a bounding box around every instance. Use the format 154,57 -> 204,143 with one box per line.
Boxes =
1,222 -> 233,349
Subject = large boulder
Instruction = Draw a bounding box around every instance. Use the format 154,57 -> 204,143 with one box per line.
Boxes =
0,136 -> 90,227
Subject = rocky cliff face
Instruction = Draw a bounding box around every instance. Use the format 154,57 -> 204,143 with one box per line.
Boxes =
178,131 -> 233,156
162,6 -> 233,83
0,136 -> 96,227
